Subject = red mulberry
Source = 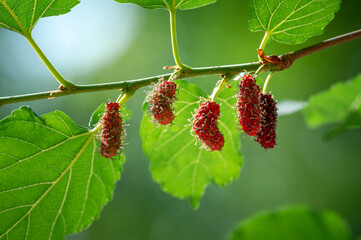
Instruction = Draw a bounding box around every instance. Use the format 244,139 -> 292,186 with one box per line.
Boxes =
148,80 -> 177,126
255,93 -> 277,149
192,100 -> 224,151
100,102 -> 124,159
236,74 -> 261,136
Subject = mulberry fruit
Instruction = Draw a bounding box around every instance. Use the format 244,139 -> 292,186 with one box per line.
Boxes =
255,93 -> 277,149
148,80 -> 177,126
236,75 -> 260,136
100,102 -> 124,159
192,100 -> 224,151
236,74 -> 261,136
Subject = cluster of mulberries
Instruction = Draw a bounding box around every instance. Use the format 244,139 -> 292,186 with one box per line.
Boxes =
148,80 -> 178,126
236,74 -> 278,149
192,100 -> 224,151
100,102 -> 124,159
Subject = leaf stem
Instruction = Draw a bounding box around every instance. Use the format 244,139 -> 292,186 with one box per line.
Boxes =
210,73 -> 234,101
26,35 -> 75,89
263,71 -> 274,94
258,32 -> 271,60
254,64 -> 266,78
169,8 -> 190,70
117,89 -> 135,105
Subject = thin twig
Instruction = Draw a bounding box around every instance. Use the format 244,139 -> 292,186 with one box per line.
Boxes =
284,29 -> 361,63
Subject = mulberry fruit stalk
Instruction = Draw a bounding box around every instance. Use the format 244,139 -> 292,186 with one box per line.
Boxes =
148,80 -> 177,125
100,102 -> 124,159
255,93 -> 278,149
236,74 -> 261,136
192,100 -> 225,151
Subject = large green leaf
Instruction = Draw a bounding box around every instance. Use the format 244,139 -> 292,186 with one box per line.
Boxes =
114,0 -> 217,10
249,0 -> 341,45
0,107 -> 124,239
140,80 -> 242,208
303,74 -> 361,137
0,0 -> 80,35
228,206 -> 351,240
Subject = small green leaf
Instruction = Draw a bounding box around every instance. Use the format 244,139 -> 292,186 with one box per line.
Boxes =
140,81 -> 242,208
303,74 -> 361,137
249,0 -> 341,45
228,206 -> 352,240
0,107 -> 124,239
325,104 -> 361,140
0,0 -> 80,35
114,0 -> 216,10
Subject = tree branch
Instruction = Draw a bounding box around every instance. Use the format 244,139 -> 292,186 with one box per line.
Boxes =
1,29 -> 361,107
0,62 -> 260,106
280,29 -> 361,69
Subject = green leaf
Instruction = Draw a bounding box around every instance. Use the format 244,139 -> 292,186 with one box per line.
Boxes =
140,80 -> 242,208
325,103 -> 361,140
0,0 -> 80,35
303,74 -> 361,137
0,107 -> 124,239
114,0 -> 217,10
249,0 -> 341,45
228,206 -> 352,240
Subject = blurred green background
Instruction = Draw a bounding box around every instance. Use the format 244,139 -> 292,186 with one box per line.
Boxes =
1,0 -> 361,239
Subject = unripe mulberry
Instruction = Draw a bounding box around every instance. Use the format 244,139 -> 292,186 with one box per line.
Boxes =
100,102 -> 124,159
148,80 -> 177,126
236,74 -> 261,136
255,93 -> 277,149
192,100 -> 224,151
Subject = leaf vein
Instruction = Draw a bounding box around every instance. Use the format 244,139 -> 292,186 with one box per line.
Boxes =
0,134 -> 94,239
0,182 -> 52,195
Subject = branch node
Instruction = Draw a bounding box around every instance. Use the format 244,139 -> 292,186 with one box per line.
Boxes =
257,49 -> 293,71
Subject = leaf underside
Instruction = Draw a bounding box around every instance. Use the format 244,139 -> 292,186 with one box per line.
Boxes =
228,206 -> 351,240
140,80 -> 242,208
303,73 -> 361,138
0,0 -> 80,34
249,0 -> 341,45
0,107 -> 124,240
113,0 -> 217,10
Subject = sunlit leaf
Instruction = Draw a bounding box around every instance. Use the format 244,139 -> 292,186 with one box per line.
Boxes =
303,74 -> 361,138
114,0 -> 217,10
325,102 -> 361,139
228,206 -> 351,240
249,0 -> 341,45
0,107 -> 124,239
0,0 -> 80,34
140,80 -> 242,208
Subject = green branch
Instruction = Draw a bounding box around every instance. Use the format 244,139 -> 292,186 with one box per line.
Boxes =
1,29 -> 361,107
0,62 -> 260,106
280,29 -> 361,68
